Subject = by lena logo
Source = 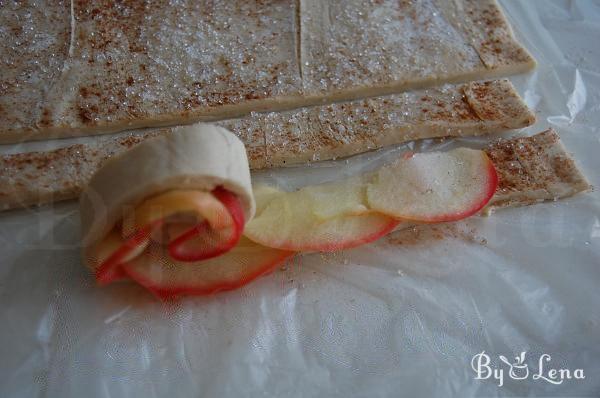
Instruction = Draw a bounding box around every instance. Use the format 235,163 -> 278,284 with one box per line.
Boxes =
471,351 -> 585,387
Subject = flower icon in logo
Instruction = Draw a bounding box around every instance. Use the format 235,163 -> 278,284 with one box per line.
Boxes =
499,351 -> 529,380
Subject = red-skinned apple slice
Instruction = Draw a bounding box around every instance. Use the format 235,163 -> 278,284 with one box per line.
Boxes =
94,187 -> 245,285
93,222 -> 160,285
366,148 -> 498,222
167,187 -> 245,261
244,185 -> 399,252
122,190 -> 232,236
122,237 -> 294,299
122,188 -> 244,262
245,213 -> 399,252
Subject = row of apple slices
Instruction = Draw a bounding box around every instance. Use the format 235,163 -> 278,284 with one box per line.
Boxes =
245,148 -> 498,250
99,148 -> 498,298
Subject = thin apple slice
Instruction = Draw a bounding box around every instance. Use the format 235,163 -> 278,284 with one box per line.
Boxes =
246,213 -> 398,252
301,175 -> 370,220
253,175 -> 370,222
253,184 -> 283,214
122,190 -> 232,236
93,223 -> 159,285
122,187 -> 244,262
244,187 -> 399,251
122,237 -> 294,299
167,187 -> 245,262
366,148 -> 498,222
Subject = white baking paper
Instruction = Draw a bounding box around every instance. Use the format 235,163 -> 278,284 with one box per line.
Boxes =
0,1 -> 599,397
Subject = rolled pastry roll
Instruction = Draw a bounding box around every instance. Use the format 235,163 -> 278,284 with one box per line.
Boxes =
80,123 -> 259,288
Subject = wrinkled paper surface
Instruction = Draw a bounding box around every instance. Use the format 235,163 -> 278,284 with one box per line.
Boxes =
1,1 -> 599,397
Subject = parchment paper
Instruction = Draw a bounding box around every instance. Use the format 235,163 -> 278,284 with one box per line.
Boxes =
0,1 -> 598,397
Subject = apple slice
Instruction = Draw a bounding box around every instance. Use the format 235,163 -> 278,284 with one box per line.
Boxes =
167,187 -> 245,262
122,237 -> 294,299
301,175 -> 371,220
123,190 -> 232,236
253,175 -> 370,221
122,187 -> 244,262
92,223 -> 159,285
245,185 -> 399,251
253,184 -> 283,214
366,148 -> 498,222
245,213 -> 398,252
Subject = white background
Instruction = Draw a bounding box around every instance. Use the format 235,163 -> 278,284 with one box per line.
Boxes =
1,1 -> 599,397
